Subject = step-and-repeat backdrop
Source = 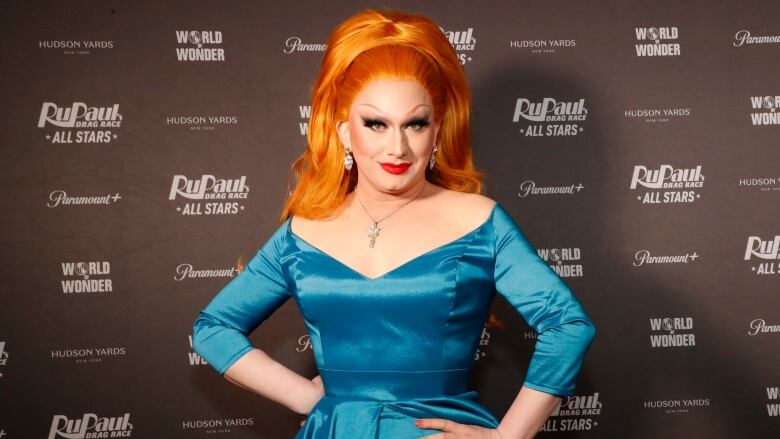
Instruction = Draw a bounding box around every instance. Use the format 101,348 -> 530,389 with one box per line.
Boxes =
1,0 -> 778,437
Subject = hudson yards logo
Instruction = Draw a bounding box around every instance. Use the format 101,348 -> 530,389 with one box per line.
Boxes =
181,416 -> 255,433
38,39 -> 114,55
512,97 -> 587,137
634,26 -> 681,56
175,30 -> 224,61
733,30 -> 780,48
38,102 -> 122,143
738,175 -> 780,192
50,345 -> 126,364
643,396 -> 710,414
60,261 -> 113,295
749,95 -> 780,126
541,392 -> 602,432
517,180 -> 584,197
629,164 -> 704,204
510,38 -> 576,54
649,317 -> 695,348
633,249 -> 699,267
624,107 -> 691,124
168,174 -> 249,215
48,412 -> 133,438
165,114 -> 239,131
744,235 -> 780,276
440,26 -> 476,65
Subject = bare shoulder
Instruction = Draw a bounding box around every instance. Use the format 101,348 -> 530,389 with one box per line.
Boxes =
433,189 -> 497,229
289,209 -> 340,237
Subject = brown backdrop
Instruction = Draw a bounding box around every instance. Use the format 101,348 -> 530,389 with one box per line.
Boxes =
1,0 -> 779,437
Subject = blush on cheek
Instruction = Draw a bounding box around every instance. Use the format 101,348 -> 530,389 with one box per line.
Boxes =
349,127 -> 380,156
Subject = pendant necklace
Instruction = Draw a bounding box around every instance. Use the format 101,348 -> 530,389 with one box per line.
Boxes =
354,184 -> 426,248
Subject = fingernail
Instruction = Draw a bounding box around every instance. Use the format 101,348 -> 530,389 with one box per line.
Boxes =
414,419 -> 421,426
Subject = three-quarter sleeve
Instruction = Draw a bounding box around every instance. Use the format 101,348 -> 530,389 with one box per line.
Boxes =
192,221 -> 292,376
492,205 -> 596,397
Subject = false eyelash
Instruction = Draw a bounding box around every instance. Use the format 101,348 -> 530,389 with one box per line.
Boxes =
361,117 -> 431,128
406,118 -> 431,128
362,118 -> 386,128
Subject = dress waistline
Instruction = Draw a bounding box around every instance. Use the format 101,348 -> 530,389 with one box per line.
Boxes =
318,368 -> 472,401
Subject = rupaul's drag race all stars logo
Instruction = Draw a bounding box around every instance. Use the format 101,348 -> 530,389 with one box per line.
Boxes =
439,26 -> 477,64
512,97 -> 588,137
175,30 -> 224,61
474,321 -> 491,361
629,164 -> 704,204
48,412 -> 133,438
634,26 -> 681,56
38,102 -> 122,144
743,235 -> 780,276
168,174 -> 249,216
541,392 -> 602,432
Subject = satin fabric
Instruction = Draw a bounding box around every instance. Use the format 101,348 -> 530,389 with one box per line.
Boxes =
193,201 -> 596,438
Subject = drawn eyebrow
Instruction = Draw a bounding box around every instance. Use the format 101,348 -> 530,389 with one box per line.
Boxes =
356,103 -> 432,115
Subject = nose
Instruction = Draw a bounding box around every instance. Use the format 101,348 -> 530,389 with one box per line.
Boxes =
386,127 -> 408,157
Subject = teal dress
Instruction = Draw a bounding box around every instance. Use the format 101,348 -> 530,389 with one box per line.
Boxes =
193,202 -> 596,438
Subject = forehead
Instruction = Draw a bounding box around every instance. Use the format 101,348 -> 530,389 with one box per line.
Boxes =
352,79 -> 432,112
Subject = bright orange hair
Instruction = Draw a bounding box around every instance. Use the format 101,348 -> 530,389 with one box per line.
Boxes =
279,8 -> 486,223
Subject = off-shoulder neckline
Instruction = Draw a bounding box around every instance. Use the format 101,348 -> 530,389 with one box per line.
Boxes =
287,202 -> 500,281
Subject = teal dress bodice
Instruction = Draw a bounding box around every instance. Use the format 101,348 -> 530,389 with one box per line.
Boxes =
193,202 -> 596,438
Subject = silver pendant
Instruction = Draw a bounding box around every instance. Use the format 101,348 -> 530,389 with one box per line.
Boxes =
367,222 -> 381,248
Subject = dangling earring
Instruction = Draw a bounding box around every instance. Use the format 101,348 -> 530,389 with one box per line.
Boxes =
428,145 -> 438,170
344,146 -> 353,171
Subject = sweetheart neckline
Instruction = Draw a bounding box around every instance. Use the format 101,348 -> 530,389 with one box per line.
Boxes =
287,202 -> 499,281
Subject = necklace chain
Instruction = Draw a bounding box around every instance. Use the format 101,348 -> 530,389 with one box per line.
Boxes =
354,184 -> 426,248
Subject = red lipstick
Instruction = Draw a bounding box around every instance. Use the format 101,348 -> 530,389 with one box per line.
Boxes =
380,162 -> 411,174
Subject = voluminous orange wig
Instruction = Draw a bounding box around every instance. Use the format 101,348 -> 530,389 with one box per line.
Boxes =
280,9 -> 486,223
